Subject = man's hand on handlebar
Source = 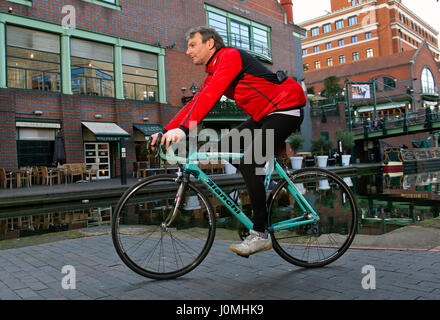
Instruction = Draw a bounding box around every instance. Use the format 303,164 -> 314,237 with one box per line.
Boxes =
151,128 -> 186,151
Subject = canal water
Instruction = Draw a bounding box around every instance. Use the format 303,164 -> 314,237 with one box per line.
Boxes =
0,170 -> 438,242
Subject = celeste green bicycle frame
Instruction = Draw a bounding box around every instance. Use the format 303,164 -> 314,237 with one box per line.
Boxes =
160,147 -> 320,233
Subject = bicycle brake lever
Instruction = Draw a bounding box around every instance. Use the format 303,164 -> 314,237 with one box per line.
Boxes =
146,133 -> 163,157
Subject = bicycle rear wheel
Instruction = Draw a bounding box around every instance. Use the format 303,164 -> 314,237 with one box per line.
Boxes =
112,174 -> 216,279
268,168 -> 358,268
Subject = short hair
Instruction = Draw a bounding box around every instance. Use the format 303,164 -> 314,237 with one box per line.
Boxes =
185,26 -> 225,50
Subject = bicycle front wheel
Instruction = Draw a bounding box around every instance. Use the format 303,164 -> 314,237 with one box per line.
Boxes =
268,168 -> 358,268
112,174 -> 216,279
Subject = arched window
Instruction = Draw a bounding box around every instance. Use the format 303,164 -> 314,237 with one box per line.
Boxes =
421,67 -> 436,95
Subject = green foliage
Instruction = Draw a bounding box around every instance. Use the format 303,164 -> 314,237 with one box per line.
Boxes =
311,136 -> 333,156
336,129 -> 355,154
286,133 -> 305,154
321,75 -> 343,98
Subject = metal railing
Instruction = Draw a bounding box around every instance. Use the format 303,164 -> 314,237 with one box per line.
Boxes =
351,108 -> 440,138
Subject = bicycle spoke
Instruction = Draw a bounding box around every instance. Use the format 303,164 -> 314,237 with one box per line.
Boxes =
269,168 -> 358,267
112,175 -> 215,279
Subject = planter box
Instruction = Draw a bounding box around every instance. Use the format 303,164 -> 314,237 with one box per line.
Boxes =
290,156 -> 303,170
317,155 -> 328,168
342,155 -> 351,166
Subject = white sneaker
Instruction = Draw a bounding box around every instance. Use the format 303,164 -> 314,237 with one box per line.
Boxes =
229,230 -> 272,257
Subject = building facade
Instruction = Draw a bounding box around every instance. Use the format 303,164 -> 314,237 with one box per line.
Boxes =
305,42 -> 440,161
301,0 -> 439,74
0,0 -> 304,175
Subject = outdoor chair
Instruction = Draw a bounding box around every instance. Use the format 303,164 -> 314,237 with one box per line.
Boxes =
41,167 -> 60,186
0,168 -> 13,189
63,164 -> 84,183
31,166 -> 41,185
85,164 -> 99,182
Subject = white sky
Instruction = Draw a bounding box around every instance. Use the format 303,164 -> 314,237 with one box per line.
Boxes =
292,0 -> 440,34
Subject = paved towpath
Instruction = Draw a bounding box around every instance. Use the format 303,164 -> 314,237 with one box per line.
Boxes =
0,234 -> 438,301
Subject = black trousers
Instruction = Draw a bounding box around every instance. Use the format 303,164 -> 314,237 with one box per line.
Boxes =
219,113 -> 303,233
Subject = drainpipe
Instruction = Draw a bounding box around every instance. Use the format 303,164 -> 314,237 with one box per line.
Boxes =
409,59 -> 416,112
275,0 -> 287,24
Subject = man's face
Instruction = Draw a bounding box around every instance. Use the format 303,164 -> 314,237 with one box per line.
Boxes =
186,32 -> 215,65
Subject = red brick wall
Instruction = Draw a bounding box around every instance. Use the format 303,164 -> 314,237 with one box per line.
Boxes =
0,0 -> 302,169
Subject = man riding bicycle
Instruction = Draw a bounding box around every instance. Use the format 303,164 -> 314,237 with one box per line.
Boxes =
151,26 -> 306,257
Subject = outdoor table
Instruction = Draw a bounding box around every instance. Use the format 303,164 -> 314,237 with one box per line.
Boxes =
8,169 -> 31,188
47,168 -> 66,186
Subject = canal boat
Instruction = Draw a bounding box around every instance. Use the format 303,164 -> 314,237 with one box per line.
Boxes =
401,147 -> 440,172
382,146 -> 403,172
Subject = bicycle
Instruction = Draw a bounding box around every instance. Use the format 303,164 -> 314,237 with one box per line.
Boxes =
111,136 -> 359,280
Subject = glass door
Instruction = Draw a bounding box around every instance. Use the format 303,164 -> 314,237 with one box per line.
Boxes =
84,142 -> 110,179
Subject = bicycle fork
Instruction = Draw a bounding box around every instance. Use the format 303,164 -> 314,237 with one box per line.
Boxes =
162,171 -> 188,230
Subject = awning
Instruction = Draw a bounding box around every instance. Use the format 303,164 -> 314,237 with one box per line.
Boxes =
356,102 -> 408,113
16,118 -> 61,129
82,122 -> 130,141
133,124 -> 164,136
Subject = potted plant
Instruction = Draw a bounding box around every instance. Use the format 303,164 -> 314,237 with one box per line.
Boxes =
286,133 -> 305,170
336,129 -> 355,166
311,136 -> 333,168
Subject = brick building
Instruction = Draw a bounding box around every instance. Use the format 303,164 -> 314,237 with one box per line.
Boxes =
0,0 -> 304,176
298,0 -> 440,160
301,0 -> 439,73
305,41 -> 440,161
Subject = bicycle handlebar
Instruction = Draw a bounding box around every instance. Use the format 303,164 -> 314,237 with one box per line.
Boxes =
146,134 -> 246,164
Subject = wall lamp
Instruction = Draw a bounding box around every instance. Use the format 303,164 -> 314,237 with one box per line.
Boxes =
94,114 -> 103,119
143,117 -> 150,121
34,110 -> 43,116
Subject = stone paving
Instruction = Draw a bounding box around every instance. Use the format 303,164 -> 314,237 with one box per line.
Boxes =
0,233 -> 438,301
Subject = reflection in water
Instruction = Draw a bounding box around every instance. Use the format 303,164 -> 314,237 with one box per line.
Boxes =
0,207 -> 112,240
355,170 -> 440,235
0,170 -> 439,242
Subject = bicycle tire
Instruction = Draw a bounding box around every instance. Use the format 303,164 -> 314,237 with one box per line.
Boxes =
112,174 -> 216,279
268,168 -> 358,268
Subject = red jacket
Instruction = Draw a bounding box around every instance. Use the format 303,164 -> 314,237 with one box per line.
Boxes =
165,47 -> 307,134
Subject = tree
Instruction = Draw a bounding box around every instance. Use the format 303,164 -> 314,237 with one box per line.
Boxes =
311,136 -> 333,156
286,133 -> 305,155
321,75 -> 343,98
336,129 -> 355,154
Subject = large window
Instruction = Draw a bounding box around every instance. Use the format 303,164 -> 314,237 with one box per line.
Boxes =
323,23 -> 331,33
311,27 -> 319,37
230,20 -> 250,51
206,7 -> 271,61
339,55 -> 346,64
352,52 -> 359,61
122,48 -> 158,102
421,67 -> 436,95
327,57 -> 333,67
315,61 -> 321,70
70,38 -> 114,97
335,19 -> 344,30
366,48 -> 374,58
7,26 -> 61,92
348,16 -> 358,26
